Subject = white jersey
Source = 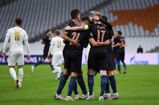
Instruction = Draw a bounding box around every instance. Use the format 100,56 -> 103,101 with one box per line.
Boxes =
3,26 -> 29,54
49,36 -> 65,55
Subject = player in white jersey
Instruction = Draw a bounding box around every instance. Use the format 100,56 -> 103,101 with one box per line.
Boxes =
2,18 -> 30,88
48,30 -> 64,80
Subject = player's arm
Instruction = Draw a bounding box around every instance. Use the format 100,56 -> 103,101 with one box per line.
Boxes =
41,39 -> 45,44
24,32 -> 30,60
89,38 -> 111,47
2,31 -> 10,58
112,43 -> 121,48
62,31 -> 80,47
48,39 -> 54,58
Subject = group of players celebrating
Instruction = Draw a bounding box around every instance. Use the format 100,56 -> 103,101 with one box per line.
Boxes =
2,8 -> 127,101
54,9 -> 126,101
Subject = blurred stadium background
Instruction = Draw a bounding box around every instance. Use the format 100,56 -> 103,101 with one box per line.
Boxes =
0,0 -> 159,54
0,1 -> 159,105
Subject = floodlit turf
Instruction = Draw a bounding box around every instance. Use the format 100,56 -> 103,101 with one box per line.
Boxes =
0,65 -> 159,105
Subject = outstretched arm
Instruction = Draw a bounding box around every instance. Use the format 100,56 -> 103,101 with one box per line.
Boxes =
89,38 -> 111,47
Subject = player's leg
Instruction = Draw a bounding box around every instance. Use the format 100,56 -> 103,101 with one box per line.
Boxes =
52,54 -> 63,79
121,52 -> 126,73
66,72 -> 78,101
17,52 -> 25,88
107,71 -> 119,99
48,56 -> 55,72
31,57 -> 45,72
55,69 -> 70,98
104,77 -> 111,100
17,65 -> 23,88
99,70 -> 108,101
77,71 -> 87,99
116,59 -> 121,74
8,53 -> 19,88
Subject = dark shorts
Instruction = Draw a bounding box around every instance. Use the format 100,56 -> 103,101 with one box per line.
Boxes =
88,47 -> 108,72
116,51 -> 125,61
107,48 -> 115,70
43,50 -> 52,58
63,48 -> 82,73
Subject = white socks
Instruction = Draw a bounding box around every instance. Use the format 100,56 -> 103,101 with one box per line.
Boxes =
18,68 -> 24,86
54,65 -> 62,73
9,68 -> 17,80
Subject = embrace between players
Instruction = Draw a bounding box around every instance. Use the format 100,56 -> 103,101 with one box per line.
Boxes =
54,9 -> 119,101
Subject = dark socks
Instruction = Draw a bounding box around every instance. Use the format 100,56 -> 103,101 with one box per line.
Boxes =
49,62 -> 54,71
109,75 -> 117,93
77,75 -> 87,94
88,75 -> 94,95
122,60 -> 126,70
67,77 -> 77,96
117,60 -> 121,73
105,79 -> 110,93
34,61 -> 43,67
100,75 -> 108,96
57,74 -> 69,94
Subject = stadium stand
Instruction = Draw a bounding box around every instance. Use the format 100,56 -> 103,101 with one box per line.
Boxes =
0,0 -> 159,54
0,0 -> 108,42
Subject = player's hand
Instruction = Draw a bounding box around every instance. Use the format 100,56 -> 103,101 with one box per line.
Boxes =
104,40 -> 111,45
65,26 -> 71,30
47,54 -> 50,58
27,55 -> 31,60
93,16 -> 99,21
117,43 -> 120,46
2,52 -> 6,58
72,40 -> 80,47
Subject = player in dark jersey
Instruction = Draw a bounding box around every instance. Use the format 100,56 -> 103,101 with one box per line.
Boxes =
54,9 -> 80,100
99,16 -> 119,100
31,30 -> 54,72
112,32 -> 121,74
63,16 -> 110,101
66,12 -> 112,101
116,31 -> 127,74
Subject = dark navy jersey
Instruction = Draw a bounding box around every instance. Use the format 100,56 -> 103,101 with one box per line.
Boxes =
119,36 -> 125,52
66,30 -> 92,52
42,36 -> 51,52
113,36 -> 121,51
64,21 -> 78,49
87,23 -> 111,47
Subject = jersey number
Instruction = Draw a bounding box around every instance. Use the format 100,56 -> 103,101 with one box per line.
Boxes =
57,40 -> 61,48
15,31 -> 20,41
70,32 -> 80,45
97,30 -> 105,42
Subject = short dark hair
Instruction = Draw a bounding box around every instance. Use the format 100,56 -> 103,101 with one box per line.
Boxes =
102,16 -> 108,22
81,16 -> 89,22
45,29 -> 51,34
117,31 -> 122,35
71,9 -> 80,19
54,29 -> 60,36
15,18 -> 22,25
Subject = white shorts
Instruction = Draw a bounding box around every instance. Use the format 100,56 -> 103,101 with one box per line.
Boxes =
52,53 -> 63,66
8,51 -> 24,66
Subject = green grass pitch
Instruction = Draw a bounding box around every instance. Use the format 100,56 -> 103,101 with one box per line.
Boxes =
0,65 -> 159,105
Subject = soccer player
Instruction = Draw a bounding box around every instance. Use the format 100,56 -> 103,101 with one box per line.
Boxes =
100,16 -> 119,100
54,9 -> 81,100
2,18 -> 30,88
65,12 -> 112,101
48,30 -> 64,80
31,30 -> 54,73
63,16 -> 110,101
112,32 -> 121,74
116,31 -> 127,74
